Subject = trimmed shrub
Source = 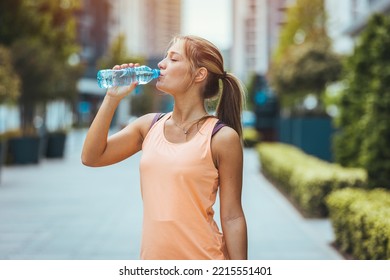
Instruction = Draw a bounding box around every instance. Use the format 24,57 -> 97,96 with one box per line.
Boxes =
243,127 -> 261,147
257,142 -> 367,217
326,188 -> 390,259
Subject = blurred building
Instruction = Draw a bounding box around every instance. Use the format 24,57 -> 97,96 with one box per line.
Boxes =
77,0 -> 112,80
231,0 -> 293,82
75,0 -> 112,126
231,0 -> 292,141
113,0 -> 181,59
326,0 -> 390,54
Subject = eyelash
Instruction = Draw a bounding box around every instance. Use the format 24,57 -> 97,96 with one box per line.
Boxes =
162,55 -> 177,62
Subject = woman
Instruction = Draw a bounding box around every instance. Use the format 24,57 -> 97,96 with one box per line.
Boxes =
82,35 -> 247,260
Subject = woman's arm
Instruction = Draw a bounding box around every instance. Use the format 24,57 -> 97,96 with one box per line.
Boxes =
212,127 -> 248,260
81,63 -> 153,167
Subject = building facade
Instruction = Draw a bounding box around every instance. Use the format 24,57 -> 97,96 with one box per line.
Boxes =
231,0 -> 292,82
77,0 -> 112,79
112,0 -> 181,59
326,0 -> 390,54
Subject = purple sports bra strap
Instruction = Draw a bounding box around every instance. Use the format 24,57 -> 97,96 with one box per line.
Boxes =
150,114 -> 225,136
212,120 -> 226,137
149,113 -> 166,130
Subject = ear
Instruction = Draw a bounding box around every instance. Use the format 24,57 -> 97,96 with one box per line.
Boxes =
194,67 -> 208,83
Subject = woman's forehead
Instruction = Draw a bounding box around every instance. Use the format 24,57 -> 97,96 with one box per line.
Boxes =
168,39 -> 185,55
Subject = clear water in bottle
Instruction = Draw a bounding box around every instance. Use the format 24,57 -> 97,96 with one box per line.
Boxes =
97,66 -> 160,88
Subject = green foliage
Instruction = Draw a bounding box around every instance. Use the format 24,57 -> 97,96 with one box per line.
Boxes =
334,14 -> 390,189
0,45 -> 20,103
273,0 -> 329,62
0,0 -> 38,45
243,127 -> 261,147
271,42 -> 342,99
326,188 -> 390,259
10,38 -> 58,132
0,0 -> 82,134
257,142 -> 367,217
268,0 -> 342,114
11,38 -> 58,102
0,0 -> 81,59
245,72 -> 257,111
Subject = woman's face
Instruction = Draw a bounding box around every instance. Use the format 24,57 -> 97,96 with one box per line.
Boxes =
156,40 -> 193,95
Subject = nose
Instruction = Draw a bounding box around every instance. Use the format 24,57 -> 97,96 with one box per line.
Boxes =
158,58 -> 166,70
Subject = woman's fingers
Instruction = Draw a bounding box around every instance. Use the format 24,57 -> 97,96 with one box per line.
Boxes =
113,63 -> 140,70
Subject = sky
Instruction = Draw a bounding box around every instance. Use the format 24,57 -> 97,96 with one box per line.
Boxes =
182,0 -> 232,50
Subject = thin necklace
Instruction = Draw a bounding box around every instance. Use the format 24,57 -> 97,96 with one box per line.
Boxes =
172,114 -> 208,135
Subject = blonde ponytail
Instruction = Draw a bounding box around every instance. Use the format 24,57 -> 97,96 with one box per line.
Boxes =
216,73 -> 245,137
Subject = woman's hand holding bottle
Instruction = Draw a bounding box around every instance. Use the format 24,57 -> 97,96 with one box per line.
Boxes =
106,63 -> 139,100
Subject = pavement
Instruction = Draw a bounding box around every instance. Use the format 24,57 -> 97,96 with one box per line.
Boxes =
0,129 -> 343,260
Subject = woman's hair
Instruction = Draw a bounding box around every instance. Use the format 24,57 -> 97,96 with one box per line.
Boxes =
168,35 -> 245,137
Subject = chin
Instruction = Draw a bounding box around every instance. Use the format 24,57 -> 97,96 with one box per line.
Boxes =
156,83 -> 170,94
156,83 -> 164,92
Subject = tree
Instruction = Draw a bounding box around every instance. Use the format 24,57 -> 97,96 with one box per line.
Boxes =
273,0 -> 328,63
11,38 -> 61,132
0,0 -> 82,134
0,0 -> 81,62
0,45 -> 20,104
268,0 -> 342,114
33,0 -> 83,102
334,14 -> 390,189
270,42 -> 342,110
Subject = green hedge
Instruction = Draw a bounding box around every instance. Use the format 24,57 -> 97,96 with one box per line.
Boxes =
326,188 -> 390,259
257,142 -> 367,217
243,127 -> 261,147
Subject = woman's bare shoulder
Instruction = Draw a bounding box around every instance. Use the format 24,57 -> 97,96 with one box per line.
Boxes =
211,125 -> 242,159
212,125 -> 240,145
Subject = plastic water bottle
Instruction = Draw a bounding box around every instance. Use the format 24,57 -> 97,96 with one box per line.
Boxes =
97,65 -> 160,88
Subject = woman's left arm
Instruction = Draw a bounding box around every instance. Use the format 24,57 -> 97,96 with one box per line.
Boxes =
212,127 -> 248,260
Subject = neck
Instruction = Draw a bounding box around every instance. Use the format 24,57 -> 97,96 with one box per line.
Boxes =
171,92 -> 207,124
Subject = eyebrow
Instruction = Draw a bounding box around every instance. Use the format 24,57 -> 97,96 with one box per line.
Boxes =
166,51 -> 182,57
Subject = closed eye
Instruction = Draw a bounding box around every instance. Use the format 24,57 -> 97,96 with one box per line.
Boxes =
165,50 -> 182,62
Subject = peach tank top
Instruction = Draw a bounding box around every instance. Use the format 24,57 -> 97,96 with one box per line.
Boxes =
139,112 -> 229,260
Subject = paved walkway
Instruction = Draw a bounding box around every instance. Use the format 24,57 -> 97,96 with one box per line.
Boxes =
0,129 -> 342,260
